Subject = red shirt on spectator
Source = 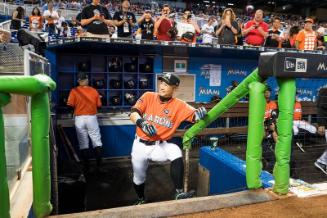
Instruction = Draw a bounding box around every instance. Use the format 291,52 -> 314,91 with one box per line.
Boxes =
244,20 -> 269,46
157,18 -> 172,41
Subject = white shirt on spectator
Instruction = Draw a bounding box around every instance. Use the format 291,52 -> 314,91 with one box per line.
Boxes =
176,22 -> 196,38
201,23 -> 215,44
56,16 -> 66,29
43,10 -> 59,25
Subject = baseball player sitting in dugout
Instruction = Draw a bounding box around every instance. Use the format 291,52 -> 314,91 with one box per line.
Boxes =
67,72 -> 104,173
130,73 -> 207,204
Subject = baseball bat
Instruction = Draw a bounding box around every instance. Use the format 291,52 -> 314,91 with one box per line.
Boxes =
57,125 -> 80,163
184,149 -> 190,192
57,125 -> 73,161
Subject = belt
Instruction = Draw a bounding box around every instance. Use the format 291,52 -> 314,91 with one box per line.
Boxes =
139,138 -> 163,146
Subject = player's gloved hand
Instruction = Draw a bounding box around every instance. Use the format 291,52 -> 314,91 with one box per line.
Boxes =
195,106 -> 207,121
136,118 -> 157,137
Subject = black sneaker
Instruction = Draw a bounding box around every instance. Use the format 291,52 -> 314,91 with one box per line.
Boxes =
175,190 -> 195,200
315,161 -> 327,175
134,198 -> 146,205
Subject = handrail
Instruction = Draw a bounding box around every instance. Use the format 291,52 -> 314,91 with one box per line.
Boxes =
182,69 -> 263,149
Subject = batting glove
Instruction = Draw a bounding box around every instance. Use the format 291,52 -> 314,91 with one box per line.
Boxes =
195,106 -> 207,121
136,119 -> 157,137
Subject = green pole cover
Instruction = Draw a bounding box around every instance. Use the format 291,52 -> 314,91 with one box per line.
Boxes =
0,75 -> 56,218
0,74 -> 56,96
183,68 -> 263,149
273,79 -> 296,194
246,82 -> 266,189
31,93 -> 53,218
0,93 -> 11,218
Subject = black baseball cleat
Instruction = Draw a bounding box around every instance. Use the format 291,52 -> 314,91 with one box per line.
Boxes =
175,190 -> 196,200
134,198 -> 146,205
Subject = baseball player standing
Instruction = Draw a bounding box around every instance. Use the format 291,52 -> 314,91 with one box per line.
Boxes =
67,72 -> 104,173
130,73 -> 207,204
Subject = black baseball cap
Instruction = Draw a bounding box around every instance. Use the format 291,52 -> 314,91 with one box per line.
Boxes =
158,73 -> 180,86
77,72 -> 88,81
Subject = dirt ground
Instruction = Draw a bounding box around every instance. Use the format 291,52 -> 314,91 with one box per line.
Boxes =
174,195 -> 327,218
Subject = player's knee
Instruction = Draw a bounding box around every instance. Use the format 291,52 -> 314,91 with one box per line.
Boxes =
133,174 -> 146,185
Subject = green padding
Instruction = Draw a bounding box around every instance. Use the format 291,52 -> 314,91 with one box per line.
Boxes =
246,82 -> 266,189
0,75 -> 56,218
0,93 -> 11,218
31,93 -> 53,218
183,68 -> 263,149
273,79 -> 296,194
0,74 -> 56,96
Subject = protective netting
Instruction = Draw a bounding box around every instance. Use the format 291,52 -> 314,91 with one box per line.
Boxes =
0,43 -> 24,74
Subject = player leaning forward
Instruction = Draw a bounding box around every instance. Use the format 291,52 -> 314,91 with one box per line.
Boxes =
130,73 -> 207,204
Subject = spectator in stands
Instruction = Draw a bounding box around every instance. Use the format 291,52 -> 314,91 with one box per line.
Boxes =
80,0 -> 113,38
113,0 -> 136,38
264,17 -> 283,48
137,10 -> 154,40
29,7 -> 43,32
56,10 -> 66,34
283,25 -> 300,48
10,6 -> 25,30
59,21 -> 71,37
235,18 -> 244,45
295,18 -> 317,50
242,9 -> 268,46
176,9 -> 200,43
69,16 -> 81,28
316,26 -> 326,50
201,16 -> 216,44
215,8 -> 239,45
43,1 -> 59,35
154,4 -> 174,41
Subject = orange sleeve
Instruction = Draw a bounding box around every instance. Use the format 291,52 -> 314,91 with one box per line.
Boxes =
179,102 -> 196,123
132,92 -> 150,114
67,89 -> 76,107
296,31 -> 304,43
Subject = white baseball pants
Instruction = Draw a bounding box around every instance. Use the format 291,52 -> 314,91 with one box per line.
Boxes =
293,120 -> 317,136
131,137 -> 182,185
75,115 -> 102,150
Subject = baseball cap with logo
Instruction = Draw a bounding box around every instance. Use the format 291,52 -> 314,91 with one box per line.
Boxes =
158,73 -> 180,86
305,18 -> 314,23
77,72 -> 88,81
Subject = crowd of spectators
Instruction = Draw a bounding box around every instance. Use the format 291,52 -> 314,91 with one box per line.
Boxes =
4,0 -> 327,50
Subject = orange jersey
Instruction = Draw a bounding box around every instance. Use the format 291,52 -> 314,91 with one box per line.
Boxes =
29,16 -> 43,30
265,101 -> 278,119
294,101 -> 302,121
67,86 -> 101,116
296,30 -> 317,50
133,92 -> 195,141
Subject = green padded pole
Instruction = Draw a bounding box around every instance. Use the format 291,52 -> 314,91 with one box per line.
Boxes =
0,93 -> 11,218
246,82 -> 266,189
183,68 -> 263,149
0,74 -> 55,96
273,78 -> 296,194
31,93 -> 53,218
0,75 -> 56,218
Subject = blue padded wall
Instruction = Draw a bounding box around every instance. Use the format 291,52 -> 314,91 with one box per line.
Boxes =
199,146 -> 274,195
